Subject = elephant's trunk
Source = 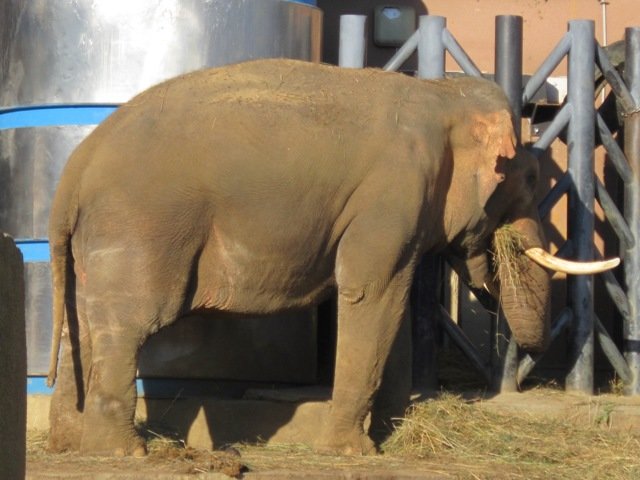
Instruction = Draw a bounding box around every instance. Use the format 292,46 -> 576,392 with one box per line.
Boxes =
493,218 -> 551,352
498,259 -> 551,352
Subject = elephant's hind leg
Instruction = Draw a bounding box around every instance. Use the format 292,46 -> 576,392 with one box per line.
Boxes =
48,283 -> 92,453
80,326 -> 146,457
77,281 -> 181,455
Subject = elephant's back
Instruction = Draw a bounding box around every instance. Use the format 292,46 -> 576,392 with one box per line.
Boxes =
74,60 -> 405,198
109,59 -> 443,131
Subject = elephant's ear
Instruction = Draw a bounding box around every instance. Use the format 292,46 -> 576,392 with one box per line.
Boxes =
471,110 -> 517,160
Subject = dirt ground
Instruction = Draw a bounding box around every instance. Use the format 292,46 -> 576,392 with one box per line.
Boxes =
26,389 -> 640,480
27,437 -> 538,479
27,440 -> 464,479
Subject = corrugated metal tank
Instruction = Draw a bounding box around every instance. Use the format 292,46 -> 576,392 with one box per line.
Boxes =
0,0 -> 322,384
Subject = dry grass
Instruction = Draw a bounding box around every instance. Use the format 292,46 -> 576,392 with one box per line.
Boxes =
383,392 -> 640,480
492,224 -> 528,289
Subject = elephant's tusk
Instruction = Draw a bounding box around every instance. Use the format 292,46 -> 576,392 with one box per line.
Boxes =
524,247 -> 620,274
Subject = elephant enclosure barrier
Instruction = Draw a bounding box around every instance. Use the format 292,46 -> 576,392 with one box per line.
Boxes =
0,234 -> 26,479
340,14 -> 640,395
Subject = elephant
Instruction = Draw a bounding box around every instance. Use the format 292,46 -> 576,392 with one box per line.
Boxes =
45,58 -> 617,457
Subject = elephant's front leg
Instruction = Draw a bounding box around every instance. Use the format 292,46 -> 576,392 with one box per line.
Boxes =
318,267 -> 413,455
369,309 -> 412,445
317,206 -> 415,455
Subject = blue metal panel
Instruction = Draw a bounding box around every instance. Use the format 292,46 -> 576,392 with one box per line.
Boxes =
15,240 -> 50,263
0,105 -> 118,130
27,376 -> 229,398
2,105 -> 117,264
27,377 -> 54,395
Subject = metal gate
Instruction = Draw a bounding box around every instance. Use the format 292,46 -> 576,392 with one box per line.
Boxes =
340,14 -> 640,395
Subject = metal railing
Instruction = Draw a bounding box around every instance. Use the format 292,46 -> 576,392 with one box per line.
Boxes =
339,15 -> 640,395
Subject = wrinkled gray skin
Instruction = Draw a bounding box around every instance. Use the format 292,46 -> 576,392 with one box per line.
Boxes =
47,59 -> 550,457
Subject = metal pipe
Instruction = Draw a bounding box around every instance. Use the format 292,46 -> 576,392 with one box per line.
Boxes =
383,30 -> 419,72
493,15 -> 524,392
537,171 -> 571,220
597,113 -> 634,184
531,102 -> 572,155
418,15 -> 445,79
517,308 -> 572,385
411,256 -> 440,389
338,15 -> 367,69
596,251 -> 632,321
595,178 -> 635,250
565,20 -> 597,394
523,33 -> 571,105
595,315 -> 633,384
599,0 -> 609,104
623,27 -> 640,395
437,306 -> 492,385
595,43 -> 637,115
413,16 -> 447,390
442,29 -> 482,77
495,15 -> 523,136
600,1 -> 609,47
492,333 -> 518,393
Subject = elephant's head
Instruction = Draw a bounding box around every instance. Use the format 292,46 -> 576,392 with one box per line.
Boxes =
441,85 -> 618,352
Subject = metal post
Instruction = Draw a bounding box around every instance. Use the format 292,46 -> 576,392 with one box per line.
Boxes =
493,15 -> 523,392
565,20 -> 596,394
413,15 -> 446,389
411,256 -> 439,389
418,15 -> 446,79
624,26 -> 640,395
495,15 -> 523,136
338,15 -> 367,68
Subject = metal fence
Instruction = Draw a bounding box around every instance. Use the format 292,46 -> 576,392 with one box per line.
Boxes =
340,14 -> 640,395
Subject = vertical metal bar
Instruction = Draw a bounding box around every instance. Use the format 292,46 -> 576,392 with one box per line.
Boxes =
624,26 -> 640,395
338,15 -> 367,68
565,20 -> 596,394
413,15 -> 446,389
492,15 -> 523,393
418,15 -> 446,79
495,15 -> 523,136
411,256 -> 439,389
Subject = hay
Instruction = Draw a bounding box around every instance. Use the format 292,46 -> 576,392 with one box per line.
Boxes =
492,224 -> 528,290
383,392 -> 640,479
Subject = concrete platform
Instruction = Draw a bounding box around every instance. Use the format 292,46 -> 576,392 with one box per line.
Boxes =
28,387 -> 640,449
27,387 -> 640,479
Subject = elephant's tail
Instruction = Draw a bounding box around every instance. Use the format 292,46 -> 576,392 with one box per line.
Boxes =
46,186 -> 79,388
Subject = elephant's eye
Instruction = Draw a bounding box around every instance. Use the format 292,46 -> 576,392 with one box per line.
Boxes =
526,172 -> 538,189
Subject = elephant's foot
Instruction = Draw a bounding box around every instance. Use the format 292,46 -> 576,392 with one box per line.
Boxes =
80,424 -> 147,457
315,428 -> 376,456
48,387 -> 84,453
48,416 -> 83,453
80,389 -> 146,457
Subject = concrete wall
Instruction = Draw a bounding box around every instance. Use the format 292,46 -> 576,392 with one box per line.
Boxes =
422,0 -> 639,75
0,234 -> 26,480
319,0 -> 639,74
